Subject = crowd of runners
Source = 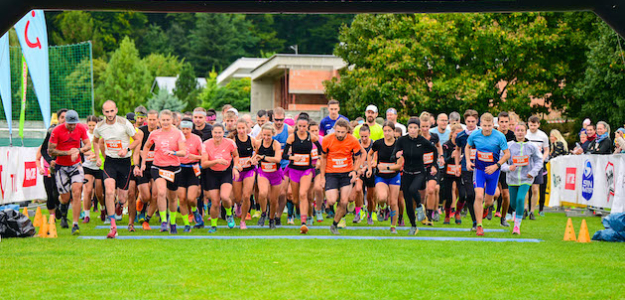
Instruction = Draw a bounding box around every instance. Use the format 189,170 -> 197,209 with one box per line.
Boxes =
36,99 -> 616,238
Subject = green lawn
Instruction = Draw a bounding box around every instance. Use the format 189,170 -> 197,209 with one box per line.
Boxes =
1,209 -> 624,300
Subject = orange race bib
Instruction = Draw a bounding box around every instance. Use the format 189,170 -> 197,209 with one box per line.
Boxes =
192,164 -> 201,176
311,148 -> 319,160
470,149 -> 477,161
159,169 -> 176,182
146,151 -> 155,162
106,140 -> 122,150
423,152 -> 434,165
240,157 -> 252,168
512,155 -> 529,166
261,162 -> 277,173
293,154 -> 310,166
446,164 -> 459,175
378,162 -> 395,174
477,151 -> 494,163
330,158 -> 348,169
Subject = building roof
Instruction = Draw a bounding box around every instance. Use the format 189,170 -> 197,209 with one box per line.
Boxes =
251,54 -> 347,81
151,76 -> 207,94
217,57 -> 267,86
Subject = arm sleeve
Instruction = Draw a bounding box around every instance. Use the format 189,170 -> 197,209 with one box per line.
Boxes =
282,143 -> 292,160
41,130 -> 54,163
352,138 -> 362,156
313,140 -> 323,154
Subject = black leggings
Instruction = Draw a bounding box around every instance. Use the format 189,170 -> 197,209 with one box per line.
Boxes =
459,171 -> 476,225
45,174 -> 60,211
401,172 -> 425,227
442,176 -> 461,211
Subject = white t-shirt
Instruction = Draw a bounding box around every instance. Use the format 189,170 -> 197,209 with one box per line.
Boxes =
94,116 -> 136,158
394,122 -> 407,136
525,129 -> 550,160
251,124 -> 261,138
83,131 -> 98,170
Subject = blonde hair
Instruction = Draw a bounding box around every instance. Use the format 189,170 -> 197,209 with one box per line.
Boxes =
159,109 -> 172,118
480,112 -> 494,123
451,124 -> 463,132
550,129 -> 568,152
261,123 -> 275,135
419,115 -> 430,125
224,111 -> 237,120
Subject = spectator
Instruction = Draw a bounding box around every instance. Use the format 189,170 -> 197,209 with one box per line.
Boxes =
586,121 -> 612,154
549,129 -> 568,158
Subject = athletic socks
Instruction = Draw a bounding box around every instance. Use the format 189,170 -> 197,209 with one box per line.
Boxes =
182,214 -> 190,226
514,218 -> 522,228
477,222 -> 483,228
108,215 -> 117,228
301,214 -> 307,224
145,215 -> 151,224
427,209 -> 433,218
192,207 -> 197,213
332,220 -> 338,227
169,211 -> 177,225
456,202 -> 464,213
83,210 -> 90,217
159,211 -> 167,223
211,218 -> 218,227
225,207 -> 232,216
286,201 -> 294,217
355,207 -> 361,216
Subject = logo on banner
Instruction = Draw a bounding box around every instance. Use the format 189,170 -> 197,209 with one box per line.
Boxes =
606,162 -> 615,202
23,161 -> 37,187
581,160 -> 593,201
565,168 -> 576,190
553,175 -> 562,188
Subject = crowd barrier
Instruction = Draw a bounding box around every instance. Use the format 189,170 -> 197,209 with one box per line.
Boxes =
549,154 -> 625,214
0,147 -> 46,204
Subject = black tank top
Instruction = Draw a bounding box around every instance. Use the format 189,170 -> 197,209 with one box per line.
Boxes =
289,132 -> 313,170
258,140 -> 278,172
235,134 -> 254,172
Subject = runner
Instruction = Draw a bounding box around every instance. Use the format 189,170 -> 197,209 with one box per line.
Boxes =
177,117 -> 203,233
352,125 -> 376,225
319,99 -> 349,136
272,107 -> 293,225
252,123 -> 283,229
386,108 -> 406,136
430,113 -> 450,217
251,110 -> 269,138
223,110 -> 238,136
125,112 -> 140,230
48,110 -> 91,235
500,122 -> 543,235
93,101 -> 143,237
320,119 -> 365,235
40,109 -> 67,222
140,110 -> 186,234
465,113 -> 510,236
392,117 -> 438,235
201,124 -> 240,233
354,105 -> 384,141
283,115 -> 322,233
134,110 -> 159,230
308,121 -> 325,223
394,125 -> 406,226
81,115 -> 104,224
134,106 -> 147,127
441,124 -> 463,224
494,111 -> 516,226
419,114 -> 443,225
368,121 -> 402,233
525,116 -> 549,220
455,109 -> 479,229
231,118 -> 256,230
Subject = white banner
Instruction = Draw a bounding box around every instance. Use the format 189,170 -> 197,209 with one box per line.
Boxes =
549,154 -> 625,213
0,147 -> 46,204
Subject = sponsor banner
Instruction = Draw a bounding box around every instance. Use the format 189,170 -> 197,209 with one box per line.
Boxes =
0,147 -> 46,204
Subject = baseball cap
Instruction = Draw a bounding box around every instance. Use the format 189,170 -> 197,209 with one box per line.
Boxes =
126,112 -> 136,123
386,108 -> 397,115
366,105 -> 378,113
65,110 -> 79,124
228,107 -> 239,117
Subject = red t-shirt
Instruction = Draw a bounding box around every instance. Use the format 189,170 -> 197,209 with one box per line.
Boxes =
180,133 -> 203,164
147,128 -> 186,167
203,138 -> 237,172
49,123 -> 89,166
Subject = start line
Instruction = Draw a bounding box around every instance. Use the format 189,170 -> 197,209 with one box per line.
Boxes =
93,225 -> 507,232
79,235 -> 541,242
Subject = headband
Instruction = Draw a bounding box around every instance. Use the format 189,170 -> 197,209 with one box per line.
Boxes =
135,112 -> 147,118
207,114 -> 216,121
180,120 -> 193,128
193,111 -> 207,116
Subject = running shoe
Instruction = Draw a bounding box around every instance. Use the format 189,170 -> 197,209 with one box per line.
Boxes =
461,206 -> 468,217
115,203 -> 123,220
495,212 -> 502,218
300,224 -> 308,234
103,218 -> 111,225
258,214 -> 267,227
160,222 -> 168,232
138,212 -> 146,224
367,215 -> 374,225
128,224 -> 135,232
476,225 -> 484,236
287,216 -> 295,225
432,210 -> 440,222
269,219 -> 276,230
390,227 -> 398,234
377,209 -> 385,223
372,211 -> 378,222
227,215 -> 236,229
338,218 -> 346,229
80,210 -> 85,220
408,226 -> 419,236
500,219 -> 510,227
539,211 -> 545,217
246,213 -> 252,220
523,209 -> 528,220
107,227 -> 118,239
275,217 -> 282,226
426,220 -> 433,226
208,226 -> 217,233
471,224 -> 477,231
142,222 -> 151,231
398,216 -> 405,227
194,218 -> 205,229
136,198 -> 144,213
82,216 -> 90,224
512,226 -> 520,235
252,211 -> 262,219
416,205 -> 426,222
330,224 -> 340,235
193,210 -> 203,224
60,217 -> 69,229
384,207 -> 390,221
486,206 -> 493,221
353,212 -> 361,224
100,210 -> 106,222
443,217 -> 450,225
506,213 -> 514,221
240,220 -> 247,230
307,217 -> 313,226
326,208 -> 335,218
316,210 -> 324,223
115,213 -> 122,221
184,225 -> 191,233
71,224 -> 80,235
455,213 -> 462,225
529,211 -> 536,221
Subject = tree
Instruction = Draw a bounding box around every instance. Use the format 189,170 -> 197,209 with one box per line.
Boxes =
50,11 -> 105,57
143,53 -> 182,78
138,24 -> 173,57
173,62 -> 200,111
96,37 -> 153,114
148,89 -> 187,112
199,71 -> 251,112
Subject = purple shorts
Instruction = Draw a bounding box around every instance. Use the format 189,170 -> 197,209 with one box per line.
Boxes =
285,167 -> 314,184
234,168 -> 256,182
258,168 -> 284,186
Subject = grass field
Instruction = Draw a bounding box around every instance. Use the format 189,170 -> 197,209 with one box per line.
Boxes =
1,208 -> 624,300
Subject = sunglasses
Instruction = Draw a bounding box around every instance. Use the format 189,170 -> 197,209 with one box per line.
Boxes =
274,118 -> 285,122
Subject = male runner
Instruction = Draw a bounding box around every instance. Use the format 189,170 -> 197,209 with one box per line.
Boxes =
354,105 -> 384,141
135,110 -> 159,230
251,110 -> 269,138
494,111 -> 516,226
319,99 -> 349,136
525,115 -> 549,220
386,108 -> 406,136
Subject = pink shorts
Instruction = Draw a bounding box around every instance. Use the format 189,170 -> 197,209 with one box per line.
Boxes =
258,168 -> 284,186
285,167 -> 314,184
234,168 -> 256,182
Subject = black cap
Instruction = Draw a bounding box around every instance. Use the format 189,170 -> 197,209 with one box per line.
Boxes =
126,112 -> 136,123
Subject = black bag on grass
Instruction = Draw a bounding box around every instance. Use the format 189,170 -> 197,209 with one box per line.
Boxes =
0,209 -> 36,238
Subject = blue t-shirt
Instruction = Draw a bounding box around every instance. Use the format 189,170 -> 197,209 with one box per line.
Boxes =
456,130 -> 472,171
273,125 -> 290,169
430,127 -> 451,146
467,129 -> 509,171
320,114 -> 349,136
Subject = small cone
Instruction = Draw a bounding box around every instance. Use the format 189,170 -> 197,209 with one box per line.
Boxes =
39,215 -> 49,238
577,219 -> 591,243
33,207 -> 43,227
563,218 -> 577,241
48,215 -> 58,238
22,207 -> 29,218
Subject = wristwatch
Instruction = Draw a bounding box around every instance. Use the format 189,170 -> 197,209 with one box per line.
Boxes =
496,162 -> 501,169
127,147 -> 131,152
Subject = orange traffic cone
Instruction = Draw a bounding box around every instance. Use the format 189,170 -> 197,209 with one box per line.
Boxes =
22,207 -> 29,218
48,215 -> 58,238
563,218 -> 577,241
39,215 -> 49,238
577,219 -> 591,243
33,207 -> 43,227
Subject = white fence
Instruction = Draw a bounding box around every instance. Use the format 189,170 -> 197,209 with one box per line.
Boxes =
0,147 -> 47,204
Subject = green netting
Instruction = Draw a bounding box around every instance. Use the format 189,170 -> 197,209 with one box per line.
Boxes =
0,42 -> 93,122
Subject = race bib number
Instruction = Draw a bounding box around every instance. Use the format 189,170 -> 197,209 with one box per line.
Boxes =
106,140 -> 122,150
146,151 -> 155,162
470,149 -> 477,161
378,162 -> 395,174
261,162 -> 277,173
293,154 -> 310,166
159,169 -> 175,182
311,148 -> 319,160
240,157 -> 252,168
477,151 -> 494,163
192,164 -> 201,176
331,158 -> 348,169
423,152 -> 434,165
512,155 -> 529,166
446,164 -> 459,176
